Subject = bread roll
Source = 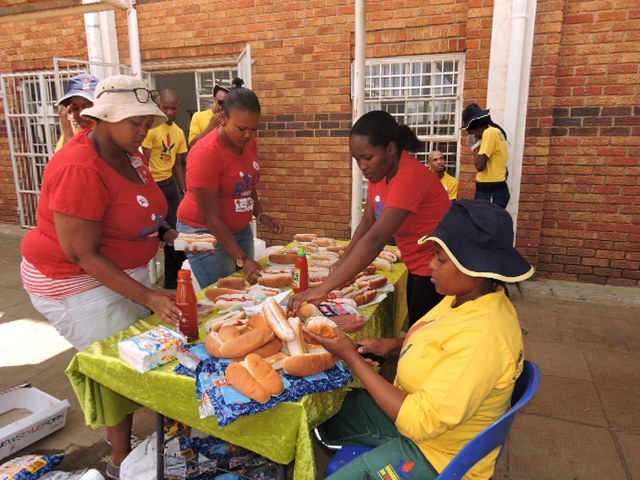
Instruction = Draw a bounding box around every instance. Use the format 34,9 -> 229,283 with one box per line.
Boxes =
263,298 -> 295,341
372,258 -> 393,272
355,274 -> 388,290
312,237 -> 336,247
233,336 -> 283,361
225,354 -> 284,403
378,250 -> 398,263
214,294 -> 254,312
248,314 -> 269,330
294,233 -> 317,242
218,324 -> 241,342
207,310 -> 247,332
217,277 -> 248,291
306,317 -> 338,339
268,252 -> 298,264
219,327 -> 274,358
345,287 -> 377,306
204,331 -> 223,357
205,287 -> 245,300
285,317 -> 308,356
283,351 -> 336,377
298,303 -> 320,322
258,272 -> 293,288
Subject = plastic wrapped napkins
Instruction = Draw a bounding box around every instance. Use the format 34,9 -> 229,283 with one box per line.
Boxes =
118,326 -> 186,373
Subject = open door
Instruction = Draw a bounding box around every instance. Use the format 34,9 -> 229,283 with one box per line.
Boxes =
237,44 -> 252,90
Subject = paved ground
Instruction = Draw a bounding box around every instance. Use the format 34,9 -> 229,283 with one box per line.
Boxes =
1,223 -> 639,479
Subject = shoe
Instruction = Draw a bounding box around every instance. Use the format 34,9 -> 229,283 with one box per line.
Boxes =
105,459 -> 120,479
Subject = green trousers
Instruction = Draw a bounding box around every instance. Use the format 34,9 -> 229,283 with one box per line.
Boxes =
318,390 -> 439,480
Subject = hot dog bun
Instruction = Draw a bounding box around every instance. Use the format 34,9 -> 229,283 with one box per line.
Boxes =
306,317 -> 338,339
225,354 -> 284,403
268,252 -> 298,264
207,310 -> 247,332
204,331 -> 223,357
257,272 -> 293,288
325,245 -> 345,255
219,327 -> 274,358
312,237 -> 336,247
217,277 -> 248,291
294,233 -> 317,242
263,298 -> 295,341
248,314 -> 269,330
346,287 -> 377,306
233,336 -> 283,361
283,351 -> 336,377
214,294 -> 254,312
372,258 -> 393,272
378,250 -> 398,263
205,287 -> 245,300
285,317 -> 308,356
331,313 -> 367,333
298,303 -> 320,322
355,274 -> 388,290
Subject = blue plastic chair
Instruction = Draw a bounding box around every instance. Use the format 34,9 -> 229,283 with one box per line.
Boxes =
324,360 -> 541,478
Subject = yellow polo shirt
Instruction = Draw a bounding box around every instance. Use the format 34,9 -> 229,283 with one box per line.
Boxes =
440,172 -> 458,200
55,125 -> 82,152
476,126 -> 508,183
188,109 -> 214,143
394,288 -> 524,479
142,122 -> 188,182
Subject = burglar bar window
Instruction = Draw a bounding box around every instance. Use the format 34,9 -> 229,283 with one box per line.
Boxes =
195,69 -> 238,111
363,55 -> 465,176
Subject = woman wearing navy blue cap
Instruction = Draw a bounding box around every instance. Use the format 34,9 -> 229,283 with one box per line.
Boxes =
307,200 -> 534,480
56,74 -> 100,152
461,103 -> 510,208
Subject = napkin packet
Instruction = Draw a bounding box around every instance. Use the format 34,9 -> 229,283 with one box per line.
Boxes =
118,326 -> 186,373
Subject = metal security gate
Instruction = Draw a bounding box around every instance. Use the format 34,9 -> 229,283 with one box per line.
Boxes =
0,58 -> 144,227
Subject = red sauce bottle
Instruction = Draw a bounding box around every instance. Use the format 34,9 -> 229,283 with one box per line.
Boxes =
293,247 -> 309,294
175,269 -> 199,342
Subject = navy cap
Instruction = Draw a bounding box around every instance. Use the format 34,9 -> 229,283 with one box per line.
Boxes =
57,74 -> 100,106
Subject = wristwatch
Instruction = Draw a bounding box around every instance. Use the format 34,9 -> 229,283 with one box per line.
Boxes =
236,254 -> 248,268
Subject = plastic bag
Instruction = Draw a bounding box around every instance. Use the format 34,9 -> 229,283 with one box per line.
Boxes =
0,454 -> 64,480
40,469 -> 104,479
119,433 -> 157,480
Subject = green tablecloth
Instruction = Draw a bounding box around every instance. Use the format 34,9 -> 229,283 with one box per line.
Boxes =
66,255 -> 407,480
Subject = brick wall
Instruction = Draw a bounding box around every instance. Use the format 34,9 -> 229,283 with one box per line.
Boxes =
0,0 -> 638,286
0,16 -> 87,223
521,0 -> 640,286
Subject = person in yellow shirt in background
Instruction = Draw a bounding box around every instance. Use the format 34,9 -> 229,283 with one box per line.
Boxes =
428,150 -> 458,201
142,88 -> 188,289
308,200 -> 534,480
188,82 -> 233,147
462,103 -> 510,208
55,74 -> 99,152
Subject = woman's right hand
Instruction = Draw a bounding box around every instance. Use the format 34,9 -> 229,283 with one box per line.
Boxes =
57,104 -> 74,137
143,290 -> 183,327
242,257 -> 263,284
288,286 -> 328,314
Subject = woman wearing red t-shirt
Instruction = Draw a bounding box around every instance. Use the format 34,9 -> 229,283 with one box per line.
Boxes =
290,111 -> 451,326
177,78 -> 283,288
21,75 -> 183,479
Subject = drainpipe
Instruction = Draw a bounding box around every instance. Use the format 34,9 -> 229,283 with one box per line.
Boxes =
351,0 -> 366,236
84,11 -> 105,78
503,0 -> 528,231
126,0 -> 142,79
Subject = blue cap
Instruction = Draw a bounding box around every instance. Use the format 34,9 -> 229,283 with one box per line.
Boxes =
57,74 -> 100,106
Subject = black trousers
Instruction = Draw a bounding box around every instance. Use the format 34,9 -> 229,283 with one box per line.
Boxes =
406,272 -> 443,328
157,179 -> 186,288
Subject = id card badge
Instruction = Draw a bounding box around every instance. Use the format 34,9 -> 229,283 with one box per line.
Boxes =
234,197 -> 254,213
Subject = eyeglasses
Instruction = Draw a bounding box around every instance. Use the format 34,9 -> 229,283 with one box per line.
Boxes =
215,97 -> 225,107
96,88 -> 160,104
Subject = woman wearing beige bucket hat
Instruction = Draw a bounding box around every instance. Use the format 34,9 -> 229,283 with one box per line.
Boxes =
21,75 -> 183,477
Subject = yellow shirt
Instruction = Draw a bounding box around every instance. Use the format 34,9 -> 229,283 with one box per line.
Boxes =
141,122 -> 188,182
440,172 -> 458,200
394,288 -> 524,479
476,126 -> 508,183
188,109 -> 214,144
55,125 -> 82,152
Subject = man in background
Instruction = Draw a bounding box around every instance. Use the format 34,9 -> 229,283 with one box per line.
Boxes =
142,88 -> 188,289
428,150 -> 458,201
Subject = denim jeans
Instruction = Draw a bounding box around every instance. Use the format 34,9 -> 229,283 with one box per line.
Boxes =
475,187 -> 510,209
176,221 -> 254,289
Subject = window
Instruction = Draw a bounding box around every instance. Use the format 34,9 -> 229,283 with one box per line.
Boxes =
364,54 -> 465,176
195,68 -> 239,112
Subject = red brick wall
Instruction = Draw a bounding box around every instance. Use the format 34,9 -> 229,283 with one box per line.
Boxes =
0,0 -> 638,286
521,0 -> 640,286
0,16 -> 87,223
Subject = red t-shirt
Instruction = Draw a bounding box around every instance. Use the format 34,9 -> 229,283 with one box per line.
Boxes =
178,129 -> 260,232
22,130 -> 168,279
367,151 -> 451,276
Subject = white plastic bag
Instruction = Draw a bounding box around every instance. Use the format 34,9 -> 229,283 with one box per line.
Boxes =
119,432 -> 157,480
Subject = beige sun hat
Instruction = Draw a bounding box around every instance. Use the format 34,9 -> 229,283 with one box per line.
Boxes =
81,75 -> 167,128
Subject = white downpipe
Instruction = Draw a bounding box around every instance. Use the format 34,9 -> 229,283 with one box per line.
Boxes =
351,0 -> 366,236
127,1 -> 142,79
84,12 -> 106,79
503,0 -> 528,232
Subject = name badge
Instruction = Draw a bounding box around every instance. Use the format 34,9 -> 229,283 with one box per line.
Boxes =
234,197 -> 254,213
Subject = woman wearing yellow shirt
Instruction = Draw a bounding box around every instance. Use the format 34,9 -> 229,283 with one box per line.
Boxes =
462,103 -> 510,208
307,200 -> 534,480
188,81 -> 233,147
55,74 -> 99,152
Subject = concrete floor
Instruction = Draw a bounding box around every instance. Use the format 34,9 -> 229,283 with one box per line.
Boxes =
1,223 -> 639,479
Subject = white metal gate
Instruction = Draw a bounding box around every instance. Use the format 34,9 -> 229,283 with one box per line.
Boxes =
0,58 -> 147,227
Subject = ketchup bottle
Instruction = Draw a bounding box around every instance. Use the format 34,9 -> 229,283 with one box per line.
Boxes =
175,269 -> 199,342
293,247 -> 309,294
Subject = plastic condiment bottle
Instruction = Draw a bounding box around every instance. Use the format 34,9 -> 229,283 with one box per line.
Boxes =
293,247 -> 309,294
175,269 -> 199,342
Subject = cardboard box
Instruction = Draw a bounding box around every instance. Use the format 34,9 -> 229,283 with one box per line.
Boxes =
0,384 -> 69,460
